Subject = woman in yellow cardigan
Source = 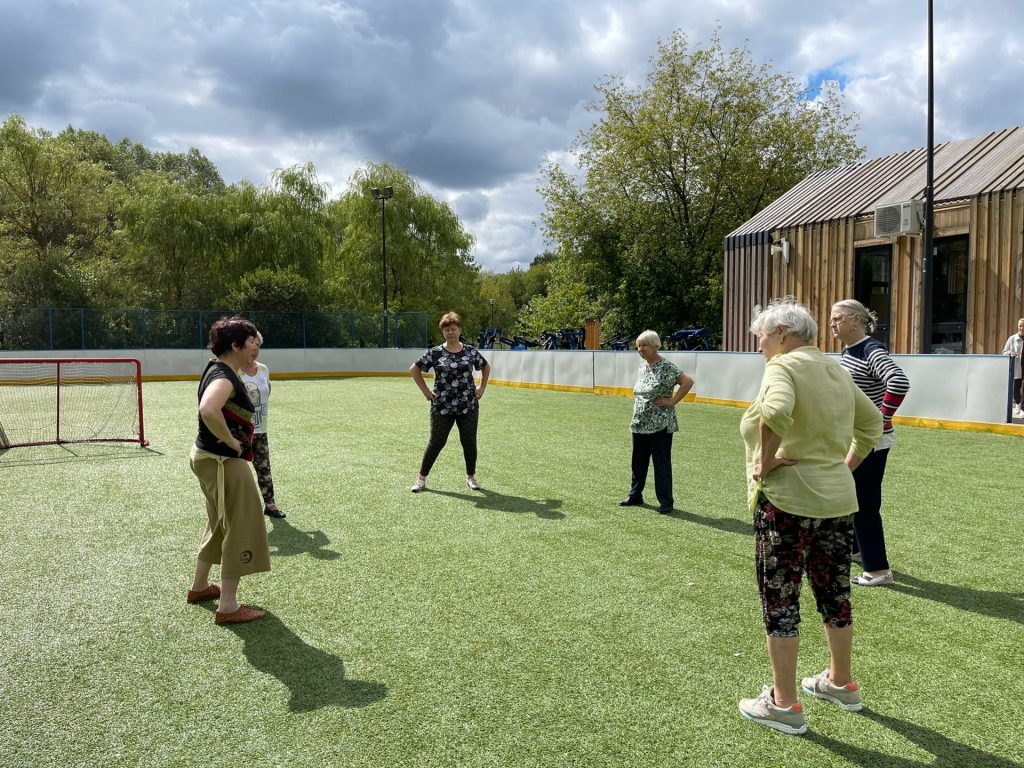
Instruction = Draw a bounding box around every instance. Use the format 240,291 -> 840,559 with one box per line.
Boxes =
737,298 -> 881,735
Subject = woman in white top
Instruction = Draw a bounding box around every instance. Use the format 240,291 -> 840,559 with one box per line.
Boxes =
241,332 -> 285,519
1002,318 -> 1024,417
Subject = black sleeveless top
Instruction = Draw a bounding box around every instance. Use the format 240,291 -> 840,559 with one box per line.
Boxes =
195,360 -> 255,460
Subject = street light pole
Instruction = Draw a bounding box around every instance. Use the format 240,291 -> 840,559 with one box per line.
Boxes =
371,186 -> 394,348
921,0 -> 935,354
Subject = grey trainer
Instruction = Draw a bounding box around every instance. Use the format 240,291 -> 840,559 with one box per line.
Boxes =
738,685 -> 807,735
801,670 -> 863,711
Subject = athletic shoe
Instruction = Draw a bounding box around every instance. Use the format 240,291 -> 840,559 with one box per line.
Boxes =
738,685 -> 807,735
852,569 -> 894,587
411,477 -> 427,493
264,507 -> 286,519
801,670 -> 863,711
466,476 -> 481,490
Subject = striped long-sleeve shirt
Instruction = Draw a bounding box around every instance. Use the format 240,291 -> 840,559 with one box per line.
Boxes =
840,337 -> 910,440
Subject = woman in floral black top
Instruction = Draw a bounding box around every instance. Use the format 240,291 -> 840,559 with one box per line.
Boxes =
620,330 -> 694,513
409,312 -> 490,492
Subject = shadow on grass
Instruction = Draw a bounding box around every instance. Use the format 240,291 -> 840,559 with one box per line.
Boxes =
661,507 -> 751,536
219,610 -> 387,712
268,517 -> 340,560
429,488 -> 565,520
888,571 -> 1024,626
806,709 -> 1023,767
0,442 -> 162,466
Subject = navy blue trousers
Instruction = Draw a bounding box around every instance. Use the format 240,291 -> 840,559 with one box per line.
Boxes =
852,447 -> 890,571
628,429 -> 674,508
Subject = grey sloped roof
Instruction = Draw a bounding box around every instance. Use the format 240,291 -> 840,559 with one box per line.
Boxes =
728,126 -> 1024,239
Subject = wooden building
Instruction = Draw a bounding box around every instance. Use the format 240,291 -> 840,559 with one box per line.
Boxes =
723,127 -> 1024,353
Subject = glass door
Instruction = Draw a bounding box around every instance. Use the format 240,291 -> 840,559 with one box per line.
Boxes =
929,235 -> 969,353
855,244 -> 892,347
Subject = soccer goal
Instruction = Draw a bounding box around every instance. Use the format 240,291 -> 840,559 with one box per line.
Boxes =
0,358 -> 149,448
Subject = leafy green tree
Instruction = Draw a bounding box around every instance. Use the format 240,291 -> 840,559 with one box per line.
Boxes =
540,30 -> 864,340
60,126 -> 224,191
475,254 -> 555,336
118,170 -> 227,307
0,115 -> 124,306
221,266 -> 312,310
219,163 -> 332,302
516,257 -> 602,337
328,162 -> 478,330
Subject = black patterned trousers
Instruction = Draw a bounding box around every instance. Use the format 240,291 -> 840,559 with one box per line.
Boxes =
419,409 -> 479,476
251,432 -> 277,509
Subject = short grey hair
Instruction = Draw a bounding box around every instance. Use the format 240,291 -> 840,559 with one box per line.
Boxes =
636,330 -> 661,349
832,299 -> 877,333
749,297 -> 818,343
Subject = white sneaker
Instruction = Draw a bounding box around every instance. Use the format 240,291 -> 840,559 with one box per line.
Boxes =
852,569 -> 894,587
801,670 -> 863,711
738,685 -> 807,735
411,477 -> 427,493
466,476 -> 481,490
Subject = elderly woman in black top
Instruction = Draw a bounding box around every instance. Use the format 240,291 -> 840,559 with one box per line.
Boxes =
187,316 -> 270,625
410,311 -> 490,492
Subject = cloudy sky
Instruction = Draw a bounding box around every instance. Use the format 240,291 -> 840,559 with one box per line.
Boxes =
1,0 -> 1022,272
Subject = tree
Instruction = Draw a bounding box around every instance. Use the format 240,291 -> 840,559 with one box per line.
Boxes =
475,254 -> 556,336
60,126 -> 225,191
118,170 -> 227,307
0,115 -> 124,306
540,30 -> 864,340
516,257 -> 603,337
328,162 -> 478,329
218,163 -> 332,304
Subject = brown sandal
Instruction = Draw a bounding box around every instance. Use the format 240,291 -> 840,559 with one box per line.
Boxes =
186,583 -> 221,604
215,605 -> 267,625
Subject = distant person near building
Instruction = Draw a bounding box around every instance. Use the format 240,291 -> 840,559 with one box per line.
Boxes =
1002,318 -> 1024,418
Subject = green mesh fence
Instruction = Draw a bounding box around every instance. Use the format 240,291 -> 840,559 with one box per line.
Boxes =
0,308 -> 429,350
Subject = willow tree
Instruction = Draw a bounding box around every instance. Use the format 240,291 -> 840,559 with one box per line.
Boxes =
328,162 -> 478,328
540,30 -> 864,339
0,116 -> 124,307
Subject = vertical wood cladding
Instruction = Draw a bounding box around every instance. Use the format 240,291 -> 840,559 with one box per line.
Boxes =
722,196 -> 1024,353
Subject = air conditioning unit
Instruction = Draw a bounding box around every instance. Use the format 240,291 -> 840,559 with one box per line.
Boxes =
874,199 -> 923,238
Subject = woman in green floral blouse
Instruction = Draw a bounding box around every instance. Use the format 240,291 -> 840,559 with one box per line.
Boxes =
619,330 -> 694,513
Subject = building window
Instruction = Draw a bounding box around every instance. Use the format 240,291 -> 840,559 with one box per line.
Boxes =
855,244 -> 892,347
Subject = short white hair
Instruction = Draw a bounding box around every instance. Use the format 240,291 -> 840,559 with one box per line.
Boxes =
636,330 -> 661,348
749,297 -> 818,343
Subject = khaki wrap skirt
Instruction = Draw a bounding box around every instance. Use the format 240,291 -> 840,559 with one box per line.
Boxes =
190,445 -> 271,579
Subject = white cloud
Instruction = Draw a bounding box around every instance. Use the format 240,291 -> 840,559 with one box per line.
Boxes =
1,0 -> 1021,271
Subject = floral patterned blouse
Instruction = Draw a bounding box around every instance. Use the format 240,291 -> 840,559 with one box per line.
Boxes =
630,358 -> 683,434
415,343 -> 488,416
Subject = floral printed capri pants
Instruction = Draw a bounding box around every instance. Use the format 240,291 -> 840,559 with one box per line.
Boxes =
754,496 -> 854,638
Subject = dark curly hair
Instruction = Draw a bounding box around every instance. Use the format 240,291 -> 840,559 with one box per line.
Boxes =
208,316 -> 259,356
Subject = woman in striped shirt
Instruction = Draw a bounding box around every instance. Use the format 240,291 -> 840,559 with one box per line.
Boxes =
830,300 -> 911,587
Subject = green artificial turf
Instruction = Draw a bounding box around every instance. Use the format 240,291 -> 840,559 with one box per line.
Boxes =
0,378 -> 1021,767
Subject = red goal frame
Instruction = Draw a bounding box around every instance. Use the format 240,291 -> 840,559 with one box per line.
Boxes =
0,357 -> 149,448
